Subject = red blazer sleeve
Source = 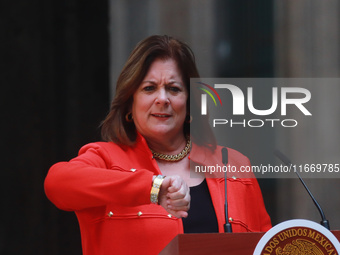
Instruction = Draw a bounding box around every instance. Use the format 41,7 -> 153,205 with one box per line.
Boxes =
44,143 -> 154,211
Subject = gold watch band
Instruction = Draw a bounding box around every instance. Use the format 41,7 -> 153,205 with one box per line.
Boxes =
150,175 -> 165,204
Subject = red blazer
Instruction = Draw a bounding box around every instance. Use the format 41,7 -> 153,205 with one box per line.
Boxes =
44,134 -> 271,255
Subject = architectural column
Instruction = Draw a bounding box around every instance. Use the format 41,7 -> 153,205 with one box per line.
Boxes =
109,0 -> 216,97
275,0 -> 340,228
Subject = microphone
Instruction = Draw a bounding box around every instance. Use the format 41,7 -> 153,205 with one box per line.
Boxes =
274,149 -> 330,230
222,147 -> 232,233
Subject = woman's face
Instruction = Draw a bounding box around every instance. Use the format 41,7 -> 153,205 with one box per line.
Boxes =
132,58 -> 188,142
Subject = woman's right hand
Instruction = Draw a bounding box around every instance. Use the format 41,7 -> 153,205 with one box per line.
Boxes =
157,175 -> 190,218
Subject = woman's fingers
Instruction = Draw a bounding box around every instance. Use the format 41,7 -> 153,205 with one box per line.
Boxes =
167,209 -> 188,219
157,175 -> 190,218
167,192 -> 190,208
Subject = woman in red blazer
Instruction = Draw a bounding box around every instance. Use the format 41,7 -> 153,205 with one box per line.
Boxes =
44,35 -> 271,255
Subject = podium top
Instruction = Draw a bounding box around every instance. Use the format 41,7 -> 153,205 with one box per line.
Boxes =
160,231 -> 340,255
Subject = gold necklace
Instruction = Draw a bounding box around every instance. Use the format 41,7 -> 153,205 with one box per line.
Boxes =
151,137 -> 191,162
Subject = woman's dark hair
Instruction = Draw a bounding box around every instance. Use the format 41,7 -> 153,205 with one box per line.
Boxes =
101,35 -> 216,149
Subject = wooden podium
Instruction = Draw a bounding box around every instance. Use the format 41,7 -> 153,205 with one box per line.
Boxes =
160,231 -> 340,255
